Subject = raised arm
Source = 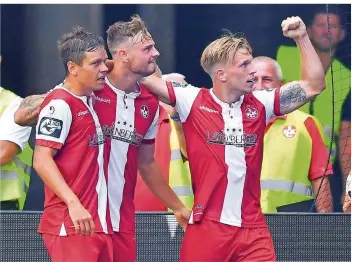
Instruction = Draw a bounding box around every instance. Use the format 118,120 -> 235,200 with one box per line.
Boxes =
14,94 -> 47,126
278,16 -> 325,115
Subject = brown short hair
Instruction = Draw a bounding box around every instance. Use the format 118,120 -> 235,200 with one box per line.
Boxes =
200,31 -> 252,75
58,26 -> 105,75
106,14 -> 149,54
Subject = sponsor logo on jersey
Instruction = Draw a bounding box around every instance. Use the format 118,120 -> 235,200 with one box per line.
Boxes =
199,105 -> 219,114
77,110 -> 89,117
171,81 -> 188,88
48,106 -> 55,115
102,122 -> 144,146
95,96 -> 111,104
88,132 -> 105,146
38,117 -> 63,138
206,129 -> 257,147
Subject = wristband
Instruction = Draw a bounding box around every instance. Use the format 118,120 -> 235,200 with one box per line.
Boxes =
170,115 -> 181,121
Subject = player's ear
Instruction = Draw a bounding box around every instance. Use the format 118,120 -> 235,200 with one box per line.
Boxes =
216,68 -> 227,82
118,48 -> 129,63
67,61 -> 78,76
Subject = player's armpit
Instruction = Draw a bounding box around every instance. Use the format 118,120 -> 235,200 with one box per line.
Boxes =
15,94 -> 47,126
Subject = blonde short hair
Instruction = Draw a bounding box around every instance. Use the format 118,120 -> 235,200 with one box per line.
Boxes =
106,14 -> 149,54
200,31 -> 252,75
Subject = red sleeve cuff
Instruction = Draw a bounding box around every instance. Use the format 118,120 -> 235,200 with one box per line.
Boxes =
273,88 -> 281,116
36,139 -> 63,150
142,139 -> 155,145
166,81 -> 177,107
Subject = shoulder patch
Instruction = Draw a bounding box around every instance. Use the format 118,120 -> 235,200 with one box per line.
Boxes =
38,117 -> 63,138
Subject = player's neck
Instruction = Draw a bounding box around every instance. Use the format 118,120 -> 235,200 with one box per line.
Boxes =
107,66 -> 140,94
64,78 -> 92,97
212,84 -> 242,105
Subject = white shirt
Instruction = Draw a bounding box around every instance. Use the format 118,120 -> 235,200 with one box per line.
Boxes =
0,90 -> 32,150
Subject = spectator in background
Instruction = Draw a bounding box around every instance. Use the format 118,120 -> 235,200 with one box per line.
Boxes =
135,66 -> 193,211
0,55 -> 33,210
339,92 -> 351,211
252,56 -> 333,213
276,5 -> 350,212
276,5 -> 349,163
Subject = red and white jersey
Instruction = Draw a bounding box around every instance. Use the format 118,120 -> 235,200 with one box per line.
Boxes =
93,78 -> 159,233
36,87 -> 112,236
166,82 -> 281,228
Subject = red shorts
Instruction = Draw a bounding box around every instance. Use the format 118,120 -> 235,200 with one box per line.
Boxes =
180,219 -> 276,262
112,232 -> 136,262
42,233 -> 113,262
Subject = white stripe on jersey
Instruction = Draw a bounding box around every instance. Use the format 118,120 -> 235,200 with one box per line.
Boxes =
107,89 -> 135,231
86,98 -> 109,234
210,90 -> 247,226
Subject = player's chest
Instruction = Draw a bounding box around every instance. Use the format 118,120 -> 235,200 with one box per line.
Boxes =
93,94 -> 155,141
192,100 -> 265,138
70,105 -> 104,146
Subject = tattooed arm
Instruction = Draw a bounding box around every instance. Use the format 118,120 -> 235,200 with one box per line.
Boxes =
278,17 -> 325,115
14,94 -> 47,126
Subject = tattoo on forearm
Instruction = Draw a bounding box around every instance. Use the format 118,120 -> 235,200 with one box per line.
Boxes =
19,94 -> 46,117
280,84 -> 306,108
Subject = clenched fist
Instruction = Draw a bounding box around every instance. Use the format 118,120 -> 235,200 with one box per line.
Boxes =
281,16 -> 307,40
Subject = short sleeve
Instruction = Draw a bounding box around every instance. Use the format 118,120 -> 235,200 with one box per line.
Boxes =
166,81 -> 201,122
36,99 -> 72,150
252,88 -> 281,124
143,106 -> 160,144
0,97 -> 32,150
305,117 -> 334,180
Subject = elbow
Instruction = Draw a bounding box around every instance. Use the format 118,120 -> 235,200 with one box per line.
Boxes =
0,147 -> 16,166
308,80 -> 326,98
313,77 -> 326,94
0,153 -> 12,166
318,79 -> 326,93
137,159 -> 153,178
14,111 -> 26,126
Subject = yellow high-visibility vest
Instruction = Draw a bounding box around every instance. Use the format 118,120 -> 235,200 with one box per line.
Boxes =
276,45 -> 351,163
0,88 -> 33,210
260,111 -> 327,213
168,118 -> 193,210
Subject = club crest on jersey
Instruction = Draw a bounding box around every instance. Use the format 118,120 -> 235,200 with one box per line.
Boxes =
38,117 -> 63,138
283,125 -> 296,138
140,105 -> 149,118
245,106 -> 259,120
